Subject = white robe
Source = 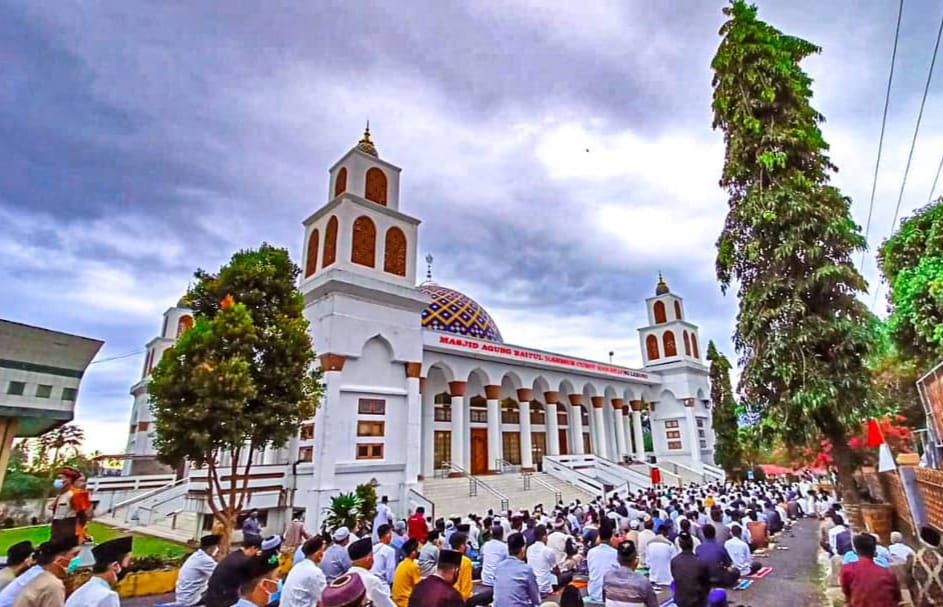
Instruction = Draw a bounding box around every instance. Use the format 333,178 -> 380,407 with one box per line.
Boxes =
175,549 -> 217,606
64,577 -> 119,607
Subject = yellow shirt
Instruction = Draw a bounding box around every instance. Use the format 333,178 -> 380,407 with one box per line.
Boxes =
392,557 -> 421,607
453,555 -> 473,599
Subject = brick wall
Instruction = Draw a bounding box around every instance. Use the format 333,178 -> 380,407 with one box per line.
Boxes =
915,467 -> 943,531
882,470 -> 914,535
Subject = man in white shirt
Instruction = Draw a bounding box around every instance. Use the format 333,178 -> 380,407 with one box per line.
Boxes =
480,525 -> 508,587
65,536 -> 133,607
175,535 -> 220,607
724,524 -> 761,576
645,524 -> 677,587
636,519 -> 656,568
346,537 -> 395,607
370,524 -> 397,586
373,497 -> 393,544
280,537 -> 326,607
546,519 -> 575,571
888,531 -> 916,564
587,526 -> 619,603
525,526 -> 559,597
827,514 -> 850,555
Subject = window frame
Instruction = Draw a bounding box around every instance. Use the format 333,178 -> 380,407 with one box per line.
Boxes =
357,420 -> 385,437
61,387 -> 78,401
358,399 -> 386,415
7,381 -> 25,396
356,443 -> 384,460
35,384 -> 53,399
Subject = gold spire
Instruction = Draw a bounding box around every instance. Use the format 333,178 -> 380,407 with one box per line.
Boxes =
356,120 -> 378,157
655,272 -> 669,296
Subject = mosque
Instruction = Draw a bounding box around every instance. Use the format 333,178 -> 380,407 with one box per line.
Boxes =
122,129 -> 717,528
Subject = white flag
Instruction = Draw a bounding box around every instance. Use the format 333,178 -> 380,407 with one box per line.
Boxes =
878,443 -> 897,472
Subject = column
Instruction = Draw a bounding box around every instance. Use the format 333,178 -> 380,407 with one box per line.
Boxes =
0,418 -> 17,490
568,395 -> 585,454
631,400 -> 646,461
518,388 -> 535,471
449,381 -> 467,474
591,397 -> 609,459
622,407 -> 634,459
420,379 -> 435,478
310,354 -> 345,525
485,385 -> 503,473
405,363 -> 423,483
544,392 -> 560,456
685,399 -> 702,464
612,399 -> 627,460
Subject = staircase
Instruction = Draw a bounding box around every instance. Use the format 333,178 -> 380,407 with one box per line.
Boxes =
421,472 -> 595,518
102,478 -> 198,543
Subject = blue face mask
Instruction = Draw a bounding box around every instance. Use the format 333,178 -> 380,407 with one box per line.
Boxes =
53,479 -> 65,490
57,555 -> 81,575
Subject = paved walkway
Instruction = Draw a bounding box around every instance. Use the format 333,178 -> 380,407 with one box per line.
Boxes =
732,517 -> 823,606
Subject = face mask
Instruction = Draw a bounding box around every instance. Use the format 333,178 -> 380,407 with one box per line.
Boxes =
53,479 -> 65,490
56,555 -> 80,575
261,579 -> 279,605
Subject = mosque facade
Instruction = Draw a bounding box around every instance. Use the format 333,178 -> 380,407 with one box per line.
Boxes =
122,130 -> 717,525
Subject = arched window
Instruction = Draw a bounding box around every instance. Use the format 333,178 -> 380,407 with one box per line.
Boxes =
683,330 -> 692,356
351,216 -> 377,267
691,334 -> 700,359
334,167 -> 347,198
674,300 -> 682,320
176,315 -> 194,338
323,216 -> 338,267
646,335 -> 660,360
383,227 -> 407,276
305,229 -> 319,277
653,301 -> 667,324
663,331 -> 678,357
365,167 -> 388,206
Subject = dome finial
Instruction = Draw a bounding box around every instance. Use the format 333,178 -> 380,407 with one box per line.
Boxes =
655,272 -> 670,296
422,253 -> 435,285
357,120 -> 378,157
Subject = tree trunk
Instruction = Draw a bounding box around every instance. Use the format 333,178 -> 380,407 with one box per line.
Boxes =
828,432 -> 860,505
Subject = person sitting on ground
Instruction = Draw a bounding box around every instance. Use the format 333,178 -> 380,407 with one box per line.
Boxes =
230,554 -> 281,607
11,536 -> 80,607
828,514 -> 853,557
725,524 -> 761,577
842,532 -> 891,568
0,542 -> 33,592
636,517 -> 655,569
346,537 -> 395,607
587,524 -> 619,604
175,534 -> 221,607
418,530 -> 442,579
480,525 -> 508,587
371,524 -> 397,586
671,532 -> 710,607
322,527 -> 353,583
645,522 -> 677,588
407,549 -> 465,607
602,540 -> 658,607
888,531 -> 915,565
280,536 -> 327,607
493,533 -> 540,607
446,532 -> 474,602
840,533 -> 901,607
526,524 -> 569,598
204,535 -> 262,607
321,573 -> 368,607
695,523 -> 739,588
64,536 -> 133,607
746,510 -> 769,551
392,539 -> 421,607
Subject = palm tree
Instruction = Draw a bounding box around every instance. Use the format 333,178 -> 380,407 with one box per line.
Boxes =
40,424 -> 85,477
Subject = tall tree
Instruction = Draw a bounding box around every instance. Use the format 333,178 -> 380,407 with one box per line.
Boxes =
149,245 -> 322,548
38,424 -> 85,477
711,1 -> 877,502
706,341 -> 743,476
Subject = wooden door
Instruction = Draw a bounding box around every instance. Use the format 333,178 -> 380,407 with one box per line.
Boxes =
559,429 -> 569,455
470,428 -> 488,475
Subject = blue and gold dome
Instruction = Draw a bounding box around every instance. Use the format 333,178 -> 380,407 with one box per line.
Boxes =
419,284 -> 504,343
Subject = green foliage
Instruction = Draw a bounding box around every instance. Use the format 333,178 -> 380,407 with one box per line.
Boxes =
711,1 -> 877,496
707,341 -> 743,475
0,471 -> 49,501
355,483 -> 378,527
321,492 -> 364,534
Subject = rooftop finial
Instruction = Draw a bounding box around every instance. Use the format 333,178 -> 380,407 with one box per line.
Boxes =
357,120 -> 378,157
655,272 -> 670,296
425,253 -> 434,282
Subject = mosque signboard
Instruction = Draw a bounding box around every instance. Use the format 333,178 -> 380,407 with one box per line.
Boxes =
917,360 -> 943,447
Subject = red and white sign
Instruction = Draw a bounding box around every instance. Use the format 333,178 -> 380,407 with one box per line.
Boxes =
430,333 -> 650,381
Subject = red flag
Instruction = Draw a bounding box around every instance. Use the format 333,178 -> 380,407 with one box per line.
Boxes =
866,419 -> 884,448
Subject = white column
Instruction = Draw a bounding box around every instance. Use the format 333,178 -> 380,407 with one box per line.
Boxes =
545,401 -> 560,456
310,354 -> 344,526
623,411 -> 634,458
518,389 -> 535,471
685,404 -> 702,464
405,364 -> 422,483
632,405 -> 645,461
569,398 -> 585,455
591,398 -> 609,459
486,387 -> 502,473
449,381 -> 467,471
421,383 -> 435,477
613,400 -> 628,459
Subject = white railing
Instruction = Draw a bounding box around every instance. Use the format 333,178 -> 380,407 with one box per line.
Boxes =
701,463 -> 726,482
439,461 -> 510,512
593,456 -> 651,493
520,473 -> 564,505
128,481 -> 190,527
542,456 -> 610,499
105,477 -> 186,516
624,460 -> 684,487
88,474 -> 176,493
658,458 -> 724,484
405,487 -> 435,522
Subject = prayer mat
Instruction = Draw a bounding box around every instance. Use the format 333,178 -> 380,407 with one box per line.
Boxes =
569,579 -> 588,589
748,566 -> 773,579
734,579 -> 754,590
659,598 -> 677,607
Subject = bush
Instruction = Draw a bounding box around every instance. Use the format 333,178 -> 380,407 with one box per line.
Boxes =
2,518 -> 14,529
355,483 -> 377,526
0,471 -> 49,500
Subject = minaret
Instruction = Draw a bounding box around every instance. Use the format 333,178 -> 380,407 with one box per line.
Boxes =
638,274 -> 703,367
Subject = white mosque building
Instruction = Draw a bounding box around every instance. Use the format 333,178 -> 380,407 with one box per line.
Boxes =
121,129 -> 718,530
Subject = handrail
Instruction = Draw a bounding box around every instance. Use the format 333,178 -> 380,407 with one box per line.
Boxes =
701,463 -> 726,481
107,478 -> 186,515
623,459 -> 684,486
407,487 -> 435,522
525,473 -> 563,505
496,459 -> 520,474
660,458 -> 713,483
594,455 -> 651,488
542,456 -> 608,499
441,461 -> 510,512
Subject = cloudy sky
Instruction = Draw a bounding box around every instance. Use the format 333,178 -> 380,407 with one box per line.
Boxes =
3,0 -> 943,455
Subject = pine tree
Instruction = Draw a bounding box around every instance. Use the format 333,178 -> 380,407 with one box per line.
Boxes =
707,341 -> 742,476
711,1 -> 877,502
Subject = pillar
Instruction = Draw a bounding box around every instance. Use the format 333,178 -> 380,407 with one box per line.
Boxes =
685,399 -> 702,464
449,381 -> 467,474
568,395 -> 585,454
0,418 -> 18,490
310,354 -> 345,525
485,385 -> 503,473
612,399 -> 627,460
518,389 -> 535,471
544,392 -> 560,456
591,397 -> 609,459
631,400 -> 645,461
420,379 -> 435,478
405,363 -> 422,482
622,407 -> 634,459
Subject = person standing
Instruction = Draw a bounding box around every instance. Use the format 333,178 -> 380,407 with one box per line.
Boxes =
12,537 -> 80,607
371,525 -> 397,586
322,528 -> 353,584
493,533 -> 540,607
49,468 -> 82,544
840,534 -> 902,607
0,543 -> 34,592
407,507 -> 428,544
602,540 -> 659,607
282,515 -> 310,558
392,540 -> 421,607
280,537 -> 327,607
587,526 -> 619,603
390,522 -> 408,564
407,550 -> 464,607
417,531 -> 442,579
671,533 -> 710,607
175,535 -> 221,607
346,537 -> 395,607
373,497 -> 393,544
64,536 -> 133,607
241,511 -> 263,547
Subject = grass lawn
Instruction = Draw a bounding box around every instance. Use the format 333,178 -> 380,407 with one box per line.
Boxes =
0,522 -> 189,559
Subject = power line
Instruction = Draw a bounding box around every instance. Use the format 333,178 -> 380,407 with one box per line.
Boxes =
928,147 -> 943,204
90,350 -> 145,365
860,0 -> 905,270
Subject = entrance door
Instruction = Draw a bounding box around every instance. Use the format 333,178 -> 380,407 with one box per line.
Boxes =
470,429 -> 488,475
559,429 -> 569,455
